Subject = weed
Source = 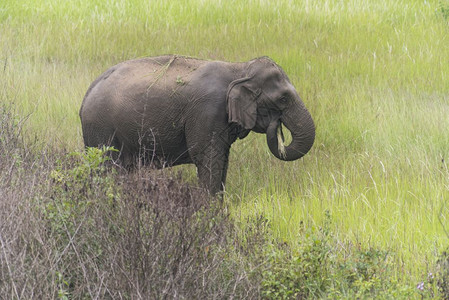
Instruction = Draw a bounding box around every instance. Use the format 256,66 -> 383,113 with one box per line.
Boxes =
439,1 -> 449,20
176,75 -> 185,85
437,250 -> 449,299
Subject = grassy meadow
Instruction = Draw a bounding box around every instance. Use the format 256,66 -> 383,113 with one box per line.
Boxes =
2,0 -> 449,297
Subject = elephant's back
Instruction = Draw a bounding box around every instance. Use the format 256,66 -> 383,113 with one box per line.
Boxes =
118,55 -> 209,93
88,56 -> 207,106
81,56 -> 202,114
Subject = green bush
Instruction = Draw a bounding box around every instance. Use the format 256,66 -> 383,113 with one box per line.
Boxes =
45,146 -> 118,235
260,211 -> 416,299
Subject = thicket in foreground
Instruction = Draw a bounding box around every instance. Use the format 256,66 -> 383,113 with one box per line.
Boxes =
0,149 -> 260,297
0,105 -> 446,299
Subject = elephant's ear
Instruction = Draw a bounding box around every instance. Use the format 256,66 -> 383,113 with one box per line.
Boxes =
226,78 -> 259,130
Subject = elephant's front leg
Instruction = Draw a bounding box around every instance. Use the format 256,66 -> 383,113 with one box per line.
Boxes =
190,136 -> 231,196
196,150 -> 230,195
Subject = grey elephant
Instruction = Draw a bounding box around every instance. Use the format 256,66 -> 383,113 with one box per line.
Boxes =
79,55 -> 315,195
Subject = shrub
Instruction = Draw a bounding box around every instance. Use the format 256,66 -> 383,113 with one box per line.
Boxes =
1,147 -> 263,298
260,211 -> 416,299
260,219 -> 332,299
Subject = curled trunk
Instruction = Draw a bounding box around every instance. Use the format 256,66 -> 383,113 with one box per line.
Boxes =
266,108 -> 315,161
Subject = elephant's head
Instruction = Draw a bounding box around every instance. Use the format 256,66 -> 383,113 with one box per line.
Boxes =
227,57 -> 315,161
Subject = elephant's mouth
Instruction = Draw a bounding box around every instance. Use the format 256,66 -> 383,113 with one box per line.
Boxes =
271,119 -> 294,160
276,121 -> 287,159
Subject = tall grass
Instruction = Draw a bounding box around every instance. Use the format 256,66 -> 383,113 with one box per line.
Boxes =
2,0 -> 449,291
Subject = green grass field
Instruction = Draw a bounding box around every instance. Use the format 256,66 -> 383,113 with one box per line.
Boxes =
2,0 -> 449,294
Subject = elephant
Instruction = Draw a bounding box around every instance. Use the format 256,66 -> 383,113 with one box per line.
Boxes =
79,55 -> 315,195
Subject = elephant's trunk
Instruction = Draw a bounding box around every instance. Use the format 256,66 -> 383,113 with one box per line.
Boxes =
266,106 -> 315,161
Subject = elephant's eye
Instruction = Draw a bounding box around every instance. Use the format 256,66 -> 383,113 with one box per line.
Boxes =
279,96 -> 288,104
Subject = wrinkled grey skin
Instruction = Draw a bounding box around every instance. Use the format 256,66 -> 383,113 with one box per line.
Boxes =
80,55 -> 315,195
